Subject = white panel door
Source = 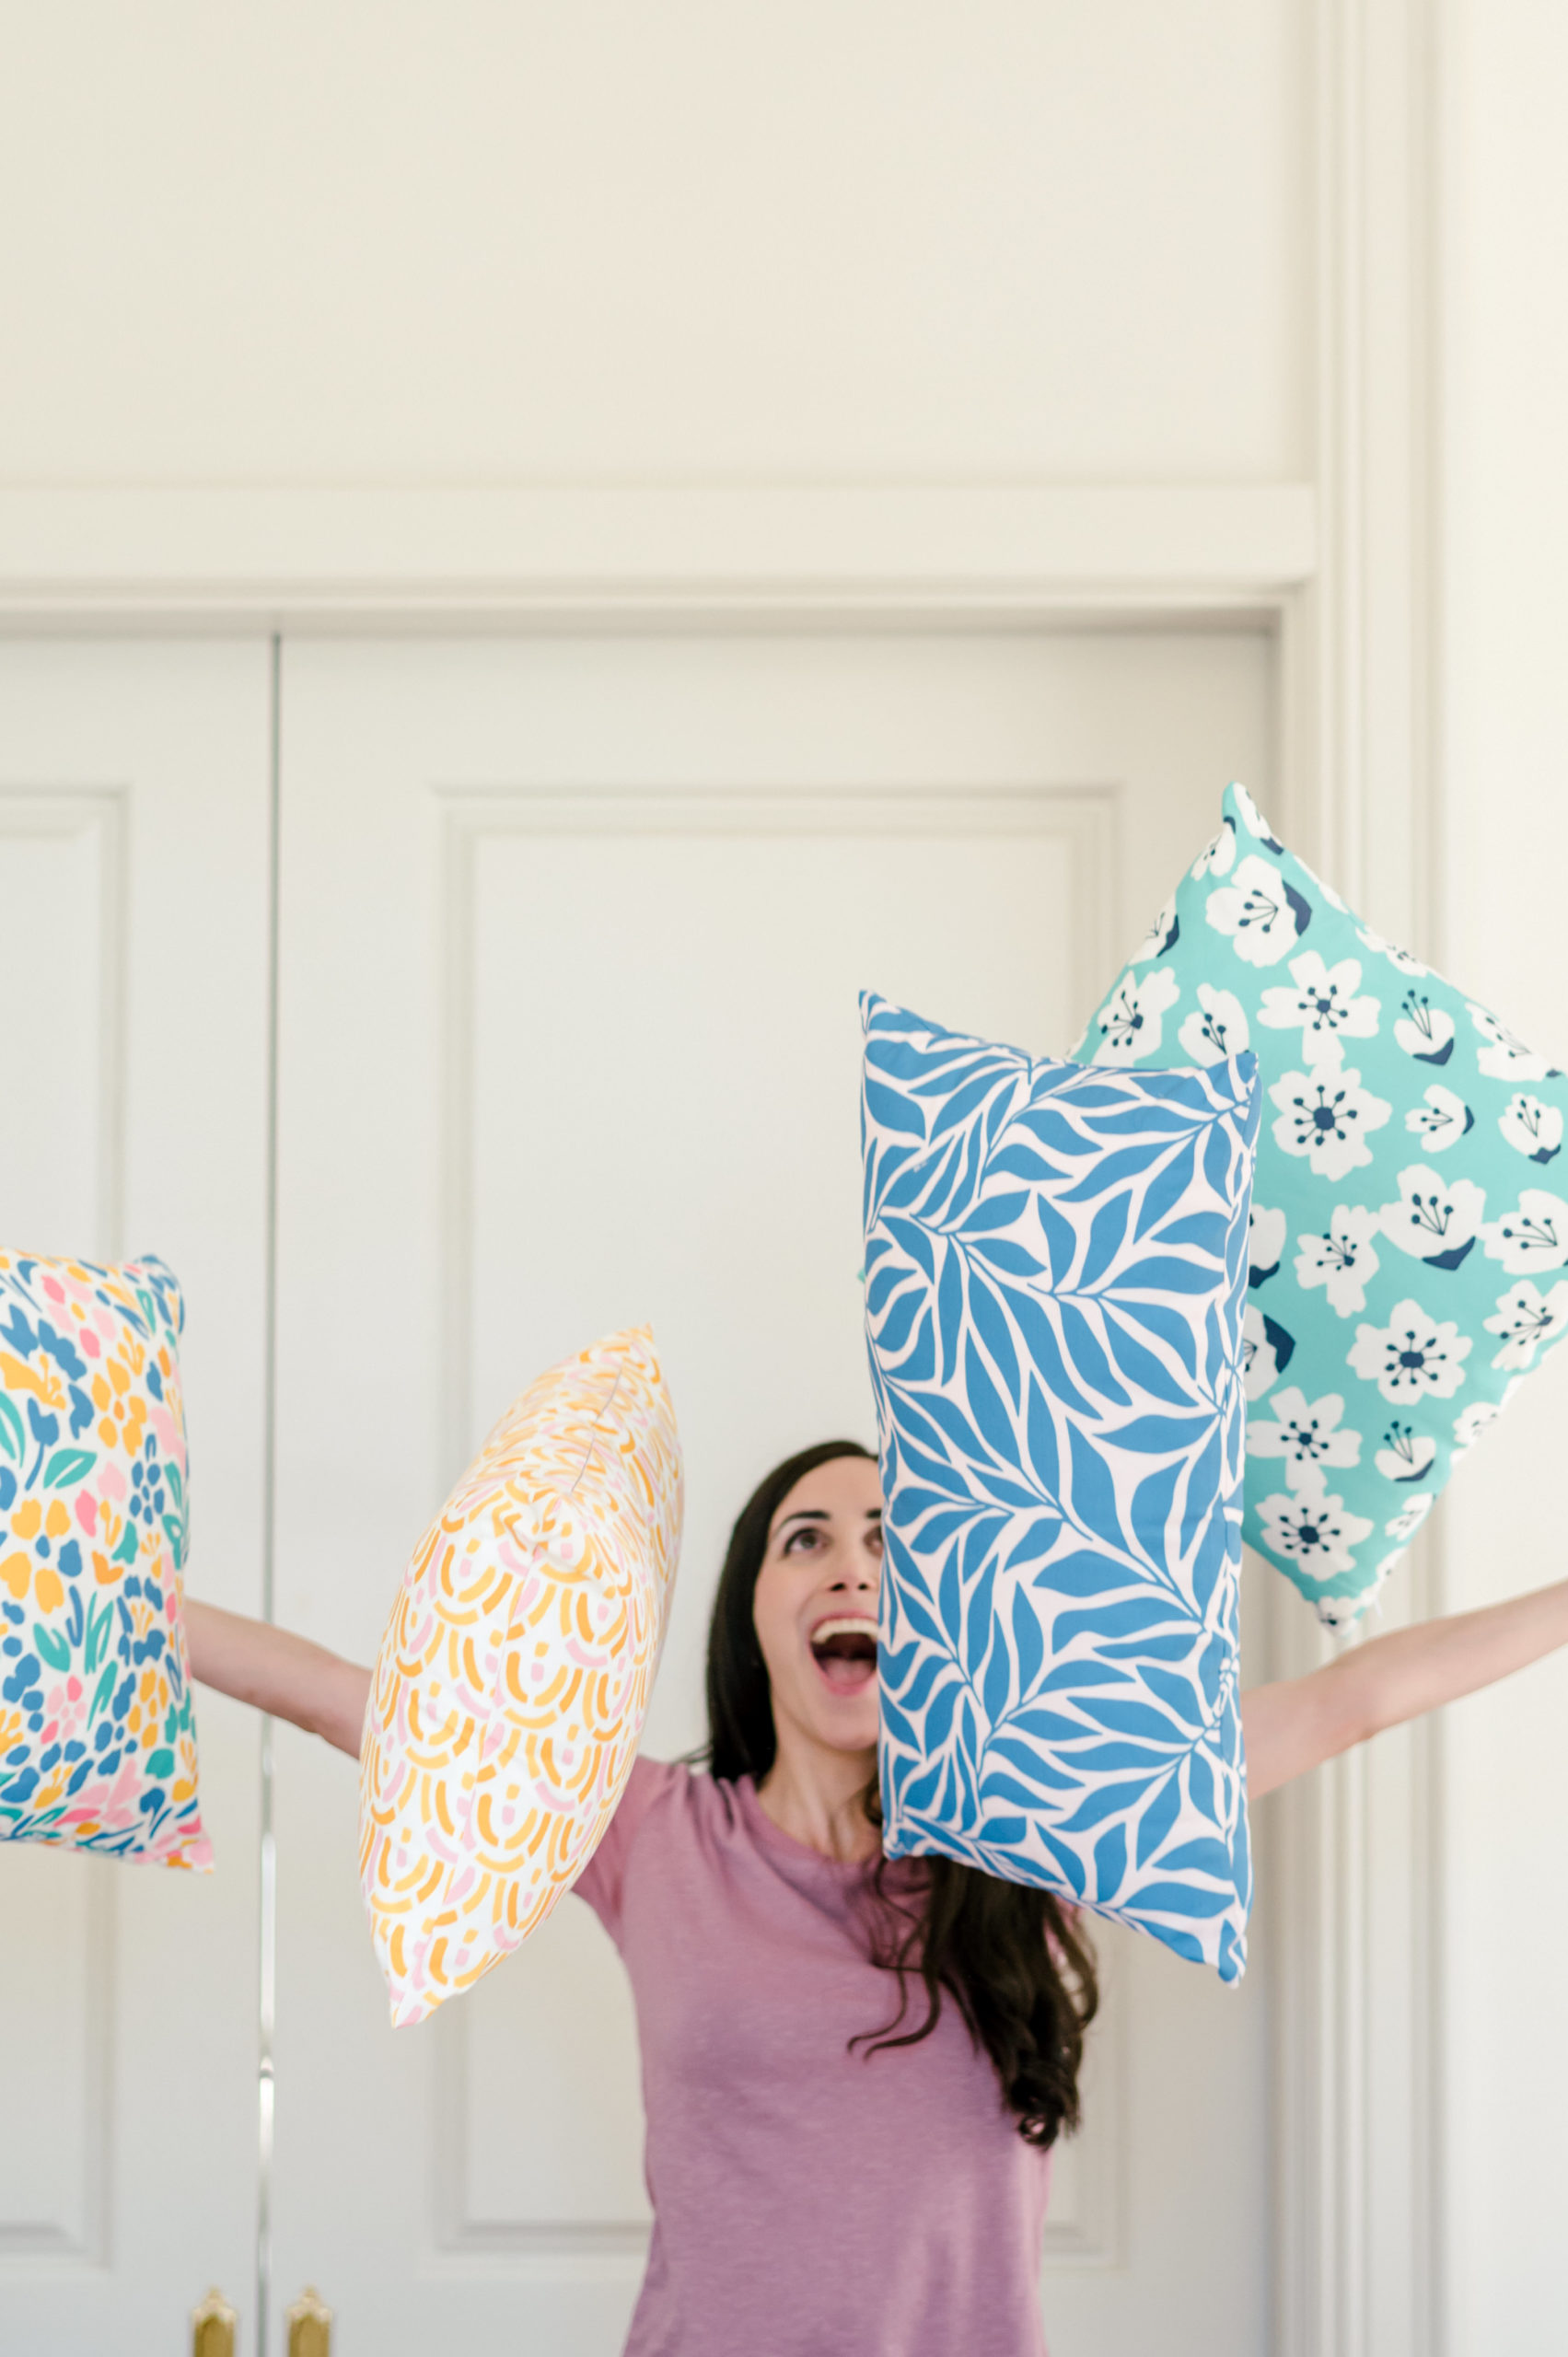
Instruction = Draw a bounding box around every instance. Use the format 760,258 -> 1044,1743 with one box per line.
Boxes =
272,629 -> 1277,2356
0,641 -> 272,2352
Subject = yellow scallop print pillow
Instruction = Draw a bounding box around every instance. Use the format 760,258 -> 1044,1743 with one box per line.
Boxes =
358,1326 -> 682,2026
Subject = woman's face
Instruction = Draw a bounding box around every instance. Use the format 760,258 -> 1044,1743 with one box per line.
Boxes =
752,1453 -> 884,1759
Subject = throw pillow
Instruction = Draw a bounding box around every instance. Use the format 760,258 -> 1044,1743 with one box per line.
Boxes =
359,1325 -> 683,2026
1074,781 -> 1568,1622
0,1250 -> 208,1867
863,993 -> 1259,1982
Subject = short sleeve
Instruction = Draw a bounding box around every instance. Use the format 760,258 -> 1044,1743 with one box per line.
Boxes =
571,1754 -> 687,1945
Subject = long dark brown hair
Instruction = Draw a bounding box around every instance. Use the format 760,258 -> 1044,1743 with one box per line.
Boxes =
703,1438 -> 1098,2148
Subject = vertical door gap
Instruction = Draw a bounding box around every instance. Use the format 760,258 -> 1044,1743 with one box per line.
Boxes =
257,632 -> 283,2357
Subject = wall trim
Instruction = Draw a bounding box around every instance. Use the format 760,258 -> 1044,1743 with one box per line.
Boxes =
0,483 -> 1313,626
1272,8 -> 1443,2357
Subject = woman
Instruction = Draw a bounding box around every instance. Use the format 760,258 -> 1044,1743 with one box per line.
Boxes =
187,1438 -> 1568,2357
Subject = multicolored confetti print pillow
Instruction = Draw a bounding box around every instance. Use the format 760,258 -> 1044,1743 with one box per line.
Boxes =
1074,782 -> 1568,1624
360,1327 -> 682,2026
0,1251 -> 208,1867
863,993 -> 1259,1983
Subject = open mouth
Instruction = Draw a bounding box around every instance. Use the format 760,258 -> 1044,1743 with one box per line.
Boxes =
808,1617 -> 878,1696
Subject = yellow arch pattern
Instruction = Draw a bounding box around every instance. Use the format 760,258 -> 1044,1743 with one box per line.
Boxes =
357,1327 -> 682,2026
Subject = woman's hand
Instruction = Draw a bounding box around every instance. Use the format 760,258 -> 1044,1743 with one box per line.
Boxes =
184,1598 -> 373,1761
1242,1574 -> 1568,1798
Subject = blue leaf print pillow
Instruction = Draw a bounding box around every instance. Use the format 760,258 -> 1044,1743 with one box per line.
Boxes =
862,992 -> 1260,1984
1074,782 -> 1568,1625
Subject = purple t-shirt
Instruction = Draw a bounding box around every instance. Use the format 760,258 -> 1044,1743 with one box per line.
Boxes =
574,1757 -> 1052,2357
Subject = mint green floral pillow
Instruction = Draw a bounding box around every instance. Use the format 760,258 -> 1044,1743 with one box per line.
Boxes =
1074,783 -> 1568,1623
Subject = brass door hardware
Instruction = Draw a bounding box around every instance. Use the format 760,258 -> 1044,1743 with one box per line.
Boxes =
191,2288 -> 238,2357
286,2284 -> 333,2357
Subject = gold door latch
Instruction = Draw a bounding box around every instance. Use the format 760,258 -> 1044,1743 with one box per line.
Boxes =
286,2284 -> 333,2357
191,2288 -> 237,2357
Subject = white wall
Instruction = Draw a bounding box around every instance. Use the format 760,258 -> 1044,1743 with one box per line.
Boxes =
1438,5 -> 1568,2344
0,3 -> 1306,484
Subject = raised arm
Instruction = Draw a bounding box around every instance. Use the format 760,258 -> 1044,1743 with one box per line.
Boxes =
1242,1574 -> 1568,1799
184,1599 -> 372,1761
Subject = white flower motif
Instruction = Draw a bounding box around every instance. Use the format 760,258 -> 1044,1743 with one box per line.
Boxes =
1377,1164 -> 1487,1269
1469,1004 -> 1560,1083
1483,1278 -> 1568,1372
1230,783 -> 1281,843
1295,1204 -> 1381,1317
1242,1303 -> 1293,1401
1452,1396 -> 1506,1457
1385,1492 -> 1434,1542
1349,1298 -> 1471,1404
1088,965 -> 1180,1063
1270,1065 -> 1391,1180
1318,1586 -> 1374,1629
1499,1092 -> 1563,1166
1259,951 -> 1380,1065
1249,1203 -> 1286,1286
1191,820 -> 1237,880
1256,1464 -> 1375,1582
1404,1085 -> 1472,1153
1246,1386 -> 1363,1485
1177,982 -> 1249,1067
1374,1422 -> 1437,1484
1206,855 -> 1309,969
1391,990 -> 1455,1065
1479,1188 -> 1568,1274
1357,925 -> 1429,980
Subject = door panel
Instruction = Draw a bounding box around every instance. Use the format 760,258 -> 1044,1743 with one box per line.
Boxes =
0,641 -> 272,2352
273,629 -> 1274,2353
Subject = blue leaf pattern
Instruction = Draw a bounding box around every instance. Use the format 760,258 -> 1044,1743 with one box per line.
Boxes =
863,993 -> 1259,1983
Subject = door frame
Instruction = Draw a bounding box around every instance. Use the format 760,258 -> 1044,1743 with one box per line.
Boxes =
0,11 -> 1441,2350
